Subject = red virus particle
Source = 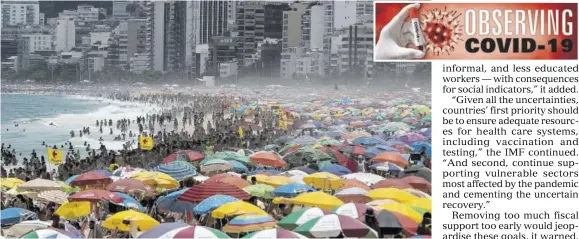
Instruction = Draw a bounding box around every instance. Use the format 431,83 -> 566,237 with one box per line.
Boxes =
421,7 -> 463,56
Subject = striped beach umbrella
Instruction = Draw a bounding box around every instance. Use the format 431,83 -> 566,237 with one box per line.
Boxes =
138,223 -> 230,239
242,228 -> 308,239
152,161 -> 197,181
294,214 -> 378,238
20,228 -> 82,239
277,208 -> 332,230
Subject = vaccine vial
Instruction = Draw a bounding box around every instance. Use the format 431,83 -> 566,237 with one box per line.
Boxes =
409,8 -> 426,51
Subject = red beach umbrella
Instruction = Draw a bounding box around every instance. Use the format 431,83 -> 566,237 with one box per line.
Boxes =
178,181 -> 250,203
68,189 -> 124,203
106,178 -> 155,195
70,172 -> 112,188
162,150 -> 205,164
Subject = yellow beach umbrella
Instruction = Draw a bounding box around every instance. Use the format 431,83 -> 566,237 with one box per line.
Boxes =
303,172 -> 343,190
366,188 -> 419,203
130,172 -> 178,190
103,210 -> 159,232
404,188 -> 431,199
283,191 -> 344,210
212,201 -> 268,219
407,198 -> 431,212
0,178 -> 24,189
378,202 -> 423,223
249,175 -> 295,187
55,201 -> 91,219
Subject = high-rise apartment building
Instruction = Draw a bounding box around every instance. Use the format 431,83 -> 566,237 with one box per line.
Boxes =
1,1 -> 40,26
55,17 -> 76,52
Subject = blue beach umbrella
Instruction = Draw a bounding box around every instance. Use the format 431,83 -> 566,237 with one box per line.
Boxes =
152,161 -> 197,181
352,137 -> 386,146
193,194 -> 239,215
272,183 -> 317,198
113,192 -> 145,211
229,160 -> 249,173
0,208 -> 36,226
65,175 -> 79,185
90,169 -> 112,176
320,164 -> 351,176
365,145 -> 399,158
371,162 -> 403,173
156,188 -> 195,213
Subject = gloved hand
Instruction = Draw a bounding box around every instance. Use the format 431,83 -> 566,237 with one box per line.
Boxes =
375,3 -> 425,60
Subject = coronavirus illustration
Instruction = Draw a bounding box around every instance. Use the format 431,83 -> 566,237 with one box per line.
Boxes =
420,6 -> 464,56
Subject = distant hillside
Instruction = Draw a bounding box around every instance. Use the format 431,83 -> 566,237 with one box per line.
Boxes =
39,1 -> 113,18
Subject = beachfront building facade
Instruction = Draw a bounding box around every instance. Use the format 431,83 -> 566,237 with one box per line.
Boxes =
55,17 -> 76,52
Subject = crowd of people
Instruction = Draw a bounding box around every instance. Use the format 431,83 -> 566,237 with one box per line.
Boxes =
1,85 -> 432,239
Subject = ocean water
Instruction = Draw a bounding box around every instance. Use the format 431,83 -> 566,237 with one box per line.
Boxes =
1,94 -> 159,162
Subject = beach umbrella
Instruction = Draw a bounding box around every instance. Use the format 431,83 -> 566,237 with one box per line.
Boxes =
89,169 -> 112,177
112,167 -> 146,179
16,179 -> 62,192
36,190 -> 68,205
300,123 -> 317,129
6,220 -> 51,238
55,201 -> 91,219
335,187 -> 369,196
20,228 -> 82,239
156,188 -> 195,213
399,167 -> 432,182
161,150 -> 205,164
404,188 -> 431,198
317,137 -> 342,146
399,133 -> 426,144
284,148 -> 333,166
317,146 -> 347,166
211,201 -> 268,219
243,228 -> 308,239
0,208 -> 36,226
249,175 -> 295,187
0,178 -> 24,189
402,176 -> 431,194
372,162 -> 404,173
280,191 -> 344,210
247,169 -> 281,176
113,192 -> 145,211
377,203 -> 423,223
223,214 -> 277,234
337,144 -> 365,156
192,194 -> 239,215
372,152 -> 409,167
274,135 -> 295,145
279,144 -> 301,156
408,198 -> 432,212
372,179 -> 413,190
289,135 -> 317,146
56,181 -> 78,193
292,166 -> 317,174
277,208 -> 332,230
218,176 -> 250,188
200,159 -> 233,174
421,128 -> 432,138
229,160 -> 249,173
106,178 -> 155,195
320,164 -> 351,176
340,179 -> 371,190
152,161 -> 197,181
243,184 -> 275,199
103,210 -> 159,232
70,171 -> 112,188
130,172 -> 179,189
178,181 -> 250,203
343,131 -> 371,140
281,170 -> 310,178
64,175 -> 79,185
293,214 -> 378,238
341,173 -> 384,186
335,194 -> 372,204
303,172 -> 343,190
365,145 -> 400,157
352,137 -> 386,146
271,183 -> 316,198
331,202 -> 375,221
249,151 -> 287,168
68,189 -> 124,203
138,223 -> 230,239
376,210 -> 418,236
366,188 -> 419,203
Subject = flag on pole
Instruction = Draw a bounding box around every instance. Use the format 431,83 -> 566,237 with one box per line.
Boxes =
47,148 -> 63,165
139,136 -> 153,150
